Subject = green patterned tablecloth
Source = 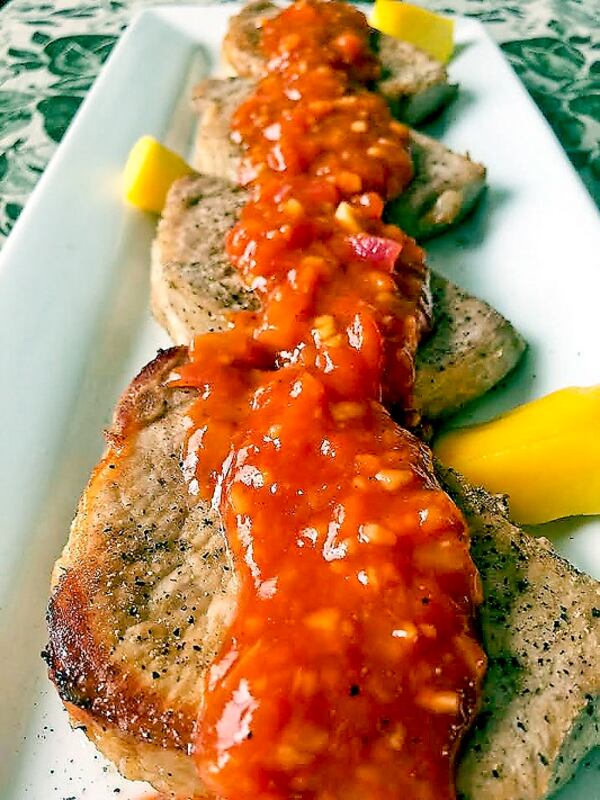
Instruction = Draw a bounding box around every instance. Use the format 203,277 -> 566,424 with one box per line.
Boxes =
0,0 -> 598,246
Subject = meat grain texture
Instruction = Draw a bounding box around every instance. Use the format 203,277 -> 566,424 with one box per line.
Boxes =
46,349 -> 600,799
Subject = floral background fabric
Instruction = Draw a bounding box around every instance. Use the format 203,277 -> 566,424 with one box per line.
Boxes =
0,0 -> 598,246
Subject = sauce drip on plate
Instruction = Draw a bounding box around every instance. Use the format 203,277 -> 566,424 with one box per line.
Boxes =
169,2 -> 485,797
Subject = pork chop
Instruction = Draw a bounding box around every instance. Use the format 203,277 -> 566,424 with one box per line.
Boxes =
439,465 -> 600,799
150,173 -> 524,419
222,0 -> 457,125
192,77 -> 486,240
45,347 -> 600,799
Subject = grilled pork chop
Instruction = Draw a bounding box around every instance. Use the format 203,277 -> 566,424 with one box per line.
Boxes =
223,0 -> 457,125
150,173 -> 525,419
192,77 -> 486,240
46,347 -> 600,799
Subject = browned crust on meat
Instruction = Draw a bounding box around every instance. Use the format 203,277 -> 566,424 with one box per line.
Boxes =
106,346 -> 188,449
47,574 -> 198,750
46,347 -> 199,751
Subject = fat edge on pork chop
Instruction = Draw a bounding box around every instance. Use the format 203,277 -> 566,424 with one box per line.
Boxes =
45,347 -> 600,799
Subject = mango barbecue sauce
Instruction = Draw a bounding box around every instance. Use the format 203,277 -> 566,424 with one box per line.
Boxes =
169,2 -> 485,797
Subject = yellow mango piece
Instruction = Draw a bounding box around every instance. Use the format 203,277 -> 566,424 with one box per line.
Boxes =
123,135 -> 194,213
369,0 -> 454,64
434,386 -> 600,524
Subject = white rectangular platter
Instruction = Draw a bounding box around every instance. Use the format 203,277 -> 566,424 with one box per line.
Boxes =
0,4 -> 598,799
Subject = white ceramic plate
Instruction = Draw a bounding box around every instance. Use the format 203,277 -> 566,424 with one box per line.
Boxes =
0,4 -> 598,798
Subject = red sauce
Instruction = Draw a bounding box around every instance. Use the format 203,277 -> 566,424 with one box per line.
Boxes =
227,0 -> 425,415
169,2 -> 485,797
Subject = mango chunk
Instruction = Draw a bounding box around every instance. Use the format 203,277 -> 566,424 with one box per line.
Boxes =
123,135 -> 194,213
434,386 -> 600,524
369,0 -> 454,64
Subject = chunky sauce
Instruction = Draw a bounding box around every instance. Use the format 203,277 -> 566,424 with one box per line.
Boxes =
170,2 -> 485,797
228,0 -> 426,416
